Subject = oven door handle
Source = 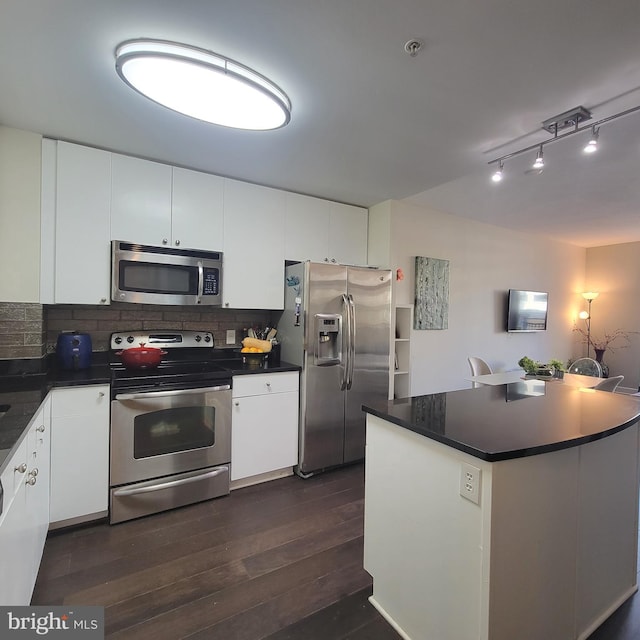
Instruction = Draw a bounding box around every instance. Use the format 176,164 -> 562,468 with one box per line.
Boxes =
115,384 -> 230,401
112,467 -> 228,496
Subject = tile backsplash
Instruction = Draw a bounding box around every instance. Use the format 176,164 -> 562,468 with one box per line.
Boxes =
0,302 -> 46,359
0,301 -> 278,357
44,303 -> 278,352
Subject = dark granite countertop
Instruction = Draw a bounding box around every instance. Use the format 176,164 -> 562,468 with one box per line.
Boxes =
0,353 -> 300,474
363,379 -> 640,462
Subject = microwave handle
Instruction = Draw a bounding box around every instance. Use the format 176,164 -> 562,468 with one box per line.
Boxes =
197,261 -> 204,303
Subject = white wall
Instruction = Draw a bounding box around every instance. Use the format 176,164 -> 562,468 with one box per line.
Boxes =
369,199 -> 586,394
585,242 -> 640,390
0,126 -> 42,302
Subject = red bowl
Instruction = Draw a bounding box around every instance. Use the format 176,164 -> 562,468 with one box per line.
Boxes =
116,346 -> 167,369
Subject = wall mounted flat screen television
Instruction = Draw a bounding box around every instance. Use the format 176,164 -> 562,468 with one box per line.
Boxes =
506,290 -> 548,332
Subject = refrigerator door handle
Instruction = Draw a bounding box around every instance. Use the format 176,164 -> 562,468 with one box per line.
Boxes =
346,294 -> 356,389
341,294 -> 350,390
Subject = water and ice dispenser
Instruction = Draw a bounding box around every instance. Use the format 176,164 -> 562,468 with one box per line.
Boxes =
314,314 -> 342,365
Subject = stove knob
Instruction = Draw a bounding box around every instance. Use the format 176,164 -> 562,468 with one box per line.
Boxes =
114,336 -> 122,344
204,335 -> 211,343
127,336 -> 134,344
195,335 -> 201,342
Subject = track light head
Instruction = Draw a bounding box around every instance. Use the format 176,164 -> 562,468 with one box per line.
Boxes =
583,126 -> 599,154
532,146 -> 544,170
491,161 -> 504,183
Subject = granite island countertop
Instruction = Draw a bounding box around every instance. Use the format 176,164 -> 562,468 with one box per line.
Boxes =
363,379 -> 640,461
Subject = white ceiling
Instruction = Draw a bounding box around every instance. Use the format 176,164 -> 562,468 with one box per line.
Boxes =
2,0 -> 640,248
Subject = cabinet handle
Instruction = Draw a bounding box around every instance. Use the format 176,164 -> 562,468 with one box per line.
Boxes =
36,425 -> 45,433
175,239 -> 180,246
26,476 -> 37,486
266,382 -> 271,389
14,463 -> 27,473
99,392 -> 105,398
234,401 -> 240,406
162,238 -> 168,245
29,468 -> 38,477
331,258 -> 337,263
100,297 -> 107,304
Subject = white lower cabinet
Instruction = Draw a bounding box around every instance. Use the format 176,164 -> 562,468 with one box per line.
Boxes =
50,385 -> 110,527
231,372 -> 299,483
0,395 -> 51,605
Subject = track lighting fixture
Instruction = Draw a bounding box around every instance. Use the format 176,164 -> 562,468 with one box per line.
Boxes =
583,126 -> 599,154
532,146 -> 544,170
488,103 -> 640,183
491,160 -> 504,183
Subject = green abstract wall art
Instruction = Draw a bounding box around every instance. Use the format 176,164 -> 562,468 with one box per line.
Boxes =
414,256 -> 450,330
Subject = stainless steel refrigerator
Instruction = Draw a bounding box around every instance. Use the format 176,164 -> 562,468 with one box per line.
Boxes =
278,261 -> 392,477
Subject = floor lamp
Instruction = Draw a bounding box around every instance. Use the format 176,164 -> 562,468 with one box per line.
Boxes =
580,291 -> 599,358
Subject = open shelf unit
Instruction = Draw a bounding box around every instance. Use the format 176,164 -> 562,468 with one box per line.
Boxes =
390,304 -> 412,399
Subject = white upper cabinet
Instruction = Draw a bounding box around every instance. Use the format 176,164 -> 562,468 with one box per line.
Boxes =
110,154 -> 223,251
171,167 -> 224,251
284,192 -> 368,265
110,153 -> 172,246
284,192 -> 331,262
52,141 -> 111,304
223,179 -> 286,309
328,202 -> 368,265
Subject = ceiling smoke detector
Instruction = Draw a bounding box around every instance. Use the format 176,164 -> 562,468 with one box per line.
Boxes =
541,106 -> 592,134
404,39 -> 424,57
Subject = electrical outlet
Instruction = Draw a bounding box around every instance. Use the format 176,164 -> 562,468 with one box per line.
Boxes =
226,329 -> 236,345
460,463 -> 481,505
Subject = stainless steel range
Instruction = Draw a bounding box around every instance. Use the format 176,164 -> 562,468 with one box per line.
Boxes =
109,330 -> 232,524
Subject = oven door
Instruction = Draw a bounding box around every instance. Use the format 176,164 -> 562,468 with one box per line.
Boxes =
110,384 -> 231,487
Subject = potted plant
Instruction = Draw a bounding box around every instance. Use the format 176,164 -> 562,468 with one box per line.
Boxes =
518,356 -> 539,376
548,358 -> 566,379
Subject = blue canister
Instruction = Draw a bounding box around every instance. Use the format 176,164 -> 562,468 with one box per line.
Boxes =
56,332 -> 92,370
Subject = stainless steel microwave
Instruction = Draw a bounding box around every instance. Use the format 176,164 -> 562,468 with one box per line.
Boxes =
111,241 -> 223,305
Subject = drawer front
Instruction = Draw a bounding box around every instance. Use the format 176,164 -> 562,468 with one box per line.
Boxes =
233,372 -> 299,398
51,385 -> 109,417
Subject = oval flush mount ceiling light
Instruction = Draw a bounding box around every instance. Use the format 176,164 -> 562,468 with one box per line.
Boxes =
115,39 -> 291,130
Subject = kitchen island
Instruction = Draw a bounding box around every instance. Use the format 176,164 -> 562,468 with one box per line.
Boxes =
362,380 -> 640,640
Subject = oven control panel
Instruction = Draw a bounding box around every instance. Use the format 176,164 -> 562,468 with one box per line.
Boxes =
110,331 -> 214,350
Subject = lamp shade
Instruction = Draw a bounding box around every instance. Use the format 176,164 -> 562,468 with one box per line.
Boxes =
115,40 -> 291,130
581,291 -> 599,301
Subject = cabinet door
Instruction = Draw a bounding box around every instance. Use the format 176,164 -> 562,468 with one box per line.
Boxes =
231,390 -> 299,481
0,480 -> 30,604
25,396 -> 51,592
223,179 -> 286,309
329,202 -> 368,265
284,192 -> 331,262
171,167 -> 224,251
111,153 -> 172,246
50,385 -> 109,525
55,142 -> 111,304
0,430 -> 33,605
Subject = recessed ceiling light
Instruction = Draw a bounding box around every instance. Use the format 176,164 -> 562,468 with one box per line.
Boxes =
115,39 -> 291,130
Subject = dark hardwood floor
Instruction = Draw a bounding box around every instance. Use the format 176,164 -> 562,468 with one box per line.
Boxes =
32,463 -> 400,639
32,461 -> 640,639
